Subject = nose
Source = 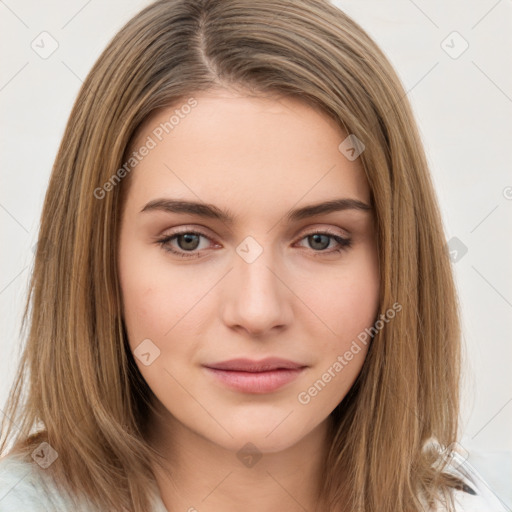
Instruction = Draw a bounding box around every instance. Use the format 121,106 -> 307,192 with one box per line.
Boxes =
221,241 -> 293,337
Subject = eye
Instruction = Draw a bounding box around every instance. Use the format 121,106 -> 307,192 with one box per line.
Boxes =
294,230 -> 352,256
155,228 -> 352,259
156,229 -> 215,259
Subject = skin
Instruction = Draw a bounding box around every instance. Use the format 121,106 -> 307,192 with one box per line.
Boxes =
118,89 -> 380,512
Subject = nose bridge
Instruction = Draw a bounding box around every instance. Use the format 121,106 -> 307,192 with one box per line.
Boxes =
223,234 -> 290,334
235,234 -> 282,299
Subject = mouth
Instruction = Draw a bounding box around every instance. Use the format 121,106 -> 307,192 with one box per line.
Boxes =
203,357 -> 308,394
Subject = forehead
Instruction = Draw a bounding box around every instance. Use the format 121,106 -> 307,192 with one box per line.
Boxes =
124,91 -> 370,217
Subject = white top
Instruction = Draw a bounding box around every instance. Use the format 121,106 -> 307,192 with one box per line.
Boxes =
0,450 -> 508,511
425,451 -> 510,511
0,452 -> 167,512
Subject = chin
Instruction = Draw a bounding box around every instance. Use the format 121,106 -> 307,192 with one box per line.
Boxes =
215,431 -> 303,455
204,415 -> 321,455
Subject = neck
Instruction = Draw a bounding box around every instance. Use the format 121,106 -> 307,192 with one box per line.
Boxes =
148,404 -> 334,512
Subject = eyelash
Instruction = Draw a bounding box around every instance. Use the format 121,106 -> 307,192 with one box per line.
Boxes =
156,228 -> 352,259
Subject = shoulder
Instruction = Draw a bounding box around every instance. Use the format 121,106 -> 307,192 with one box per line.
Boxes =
0,452 -> 167,512
0,452 -> 74,512
435,451 -> 510,512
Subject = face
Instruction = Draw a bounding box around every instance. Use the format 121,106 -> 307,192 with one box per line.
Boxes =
117,89 -> 380,455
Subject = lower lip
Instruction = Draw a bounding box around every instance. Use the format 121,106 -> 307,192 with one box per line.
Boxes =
204,367 -> 306,393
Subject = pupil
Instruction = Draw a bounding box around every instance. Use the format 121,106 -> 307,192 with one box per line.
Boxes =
180,234 -> 199,250
310,234 -> 329,250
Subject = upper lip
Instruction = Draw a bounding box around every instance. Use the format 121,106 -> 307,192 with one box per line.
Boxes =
204,357 -> 307,372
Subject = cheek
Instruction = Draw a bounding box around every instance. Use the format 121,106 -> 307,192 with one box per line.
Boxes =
299,247 -> 379,404
297,279 -> 378,410
310,254 -> 379,342
118,248 -> 205,396
118,239 -> 188,347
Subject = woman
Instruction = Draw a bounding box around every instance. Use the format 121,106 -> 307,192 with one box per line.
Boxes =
0,1 -> 506,511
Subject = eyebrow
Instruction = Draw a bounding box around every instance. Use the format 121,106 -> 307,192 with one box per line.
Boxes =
140,197 -> 372,224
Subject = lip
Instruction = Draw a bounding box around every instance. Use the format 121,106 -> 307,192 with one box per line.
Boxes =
205,357 -> 306,372
203,357 -> 308,394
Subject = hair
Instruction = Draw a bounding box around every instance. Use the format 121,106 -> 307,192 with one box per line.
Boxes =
0,0 -> 464,511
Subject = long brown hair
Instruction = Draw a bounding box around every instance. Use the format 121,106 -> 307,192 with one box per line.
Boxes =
0,1 -> 462,510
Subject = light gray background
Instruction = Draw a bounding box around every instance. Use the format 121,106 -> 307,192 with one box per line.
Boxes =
1,0 -> 511,506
